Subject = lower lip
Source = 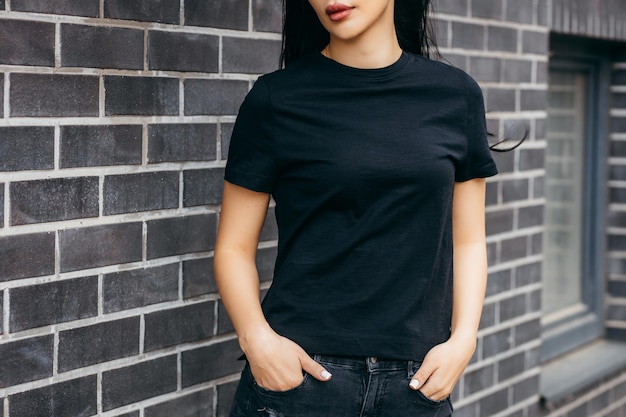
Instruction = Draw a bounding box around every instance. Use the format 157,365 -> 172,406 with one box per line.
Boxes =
328,8 -> 353,21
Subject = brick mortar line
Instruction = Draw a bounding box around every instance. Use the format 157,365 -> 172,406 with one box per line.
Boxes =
433,12 -> 550,32
487,254 -> 544,274
0,160 -> 227,182
0,12 -> 282,40
483,283 -> 543,304
0,115 -> 237,126
609,134 -> 626,140
3,299 -> 217,343
440,47 -> 549,61
2,289 -> 9,338
608,181 -> 626,188
0,333 -> 239,397
608,227 -> 626,234
606,298 -> 626,305
455,369 -> 541,409
2,181 -> 8,228
606,321 -> 626,328
486,225 -> 543,242
543,369 -> 626,417
0,65 -> 260,80
490,396 -> 541,417
485,198 -> 547,213
463,357 -> 541,389
3,73 -> 9,119
477,312 -> 543,339
490,171 -> 545,181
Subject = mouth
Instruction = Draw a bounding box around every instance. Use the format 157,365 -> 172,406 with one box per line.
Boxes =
325,3 -> 355,21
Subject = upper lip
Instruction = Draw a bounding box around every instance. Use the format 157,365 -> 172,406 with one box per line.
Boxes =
325,3 -> 354,15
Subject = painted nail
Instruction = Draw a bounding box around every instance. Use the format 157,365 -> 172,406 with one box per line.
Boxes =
409,379 -> 420,390
321,370 -> 332,380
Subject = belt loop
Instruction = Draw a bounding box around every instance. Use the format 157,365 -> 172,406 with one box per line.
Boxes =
407,360 -> 414,379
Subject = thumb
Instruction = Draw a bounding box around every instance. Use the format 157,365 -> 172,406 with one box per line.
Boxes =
300,354 -> 332,382
409,360 -> 436,391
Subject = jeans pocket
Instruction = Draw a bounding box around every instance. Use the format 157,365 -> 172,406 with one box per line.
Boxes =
408,361 -> 449,406
248,365 -> 312,397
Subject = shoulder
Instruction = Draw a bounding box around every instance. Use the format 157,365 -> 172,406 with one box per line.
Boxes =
406,53 -> 482,99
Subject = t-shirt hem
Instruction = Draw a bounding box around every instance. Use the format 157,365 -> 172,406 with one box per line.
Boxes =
224,170 -> 274,194
455,164 -> 499,182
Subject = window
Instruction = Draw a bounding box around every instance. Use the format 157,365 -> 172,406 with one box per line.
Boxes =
542,57 -> 607,361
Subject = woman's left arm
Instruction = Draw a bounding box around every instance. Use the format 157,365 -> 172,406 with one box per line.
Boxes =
410,178 -> 488,400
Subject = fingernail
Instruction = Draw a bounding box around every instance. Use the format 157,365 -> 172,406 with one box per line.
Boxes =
409,379 -> 419,390
321,370 -> 332,380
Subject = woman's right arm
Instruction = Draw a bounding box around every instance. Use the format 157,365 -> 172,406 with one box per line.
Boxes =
214,181 -> 331,391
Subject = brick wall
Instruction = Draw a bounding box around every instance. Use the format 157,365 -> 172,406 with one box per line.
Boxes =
433,0 -> 548,416
608,58 -> 626,343
0,1 -> 281,416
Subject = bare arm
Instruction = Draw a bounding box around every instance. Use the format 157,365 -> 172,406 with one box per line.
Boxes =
214,181 -> 330,391
410,178 -> 488,399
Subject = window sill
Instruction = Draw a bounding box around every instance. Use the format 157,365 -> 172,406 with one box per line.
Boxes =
540,339 -> 626,408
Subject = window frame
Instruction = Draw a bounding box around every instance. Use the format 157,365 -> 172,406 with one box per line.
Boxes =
541,51 -> 609,362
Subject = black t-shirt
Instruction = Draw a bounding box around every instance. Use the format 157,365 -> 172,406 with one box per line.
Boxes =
225,51 -> 498,361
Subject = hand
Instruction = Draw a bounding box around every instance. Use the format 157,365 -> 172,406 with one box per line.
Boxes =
408,336 -> 476,401
241,326 -> 332,391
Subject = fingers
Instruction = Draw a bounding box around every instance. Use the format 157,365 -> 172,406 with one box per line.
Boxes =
409,359 -> 436,391
299,351 -> 332,382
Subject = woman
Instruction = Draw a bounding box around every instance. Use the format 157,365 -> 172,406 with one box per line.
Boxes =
215,0 -> 497,415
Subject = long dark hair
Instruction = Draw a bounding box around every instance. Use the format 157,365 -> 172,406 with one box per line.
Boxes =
281,0 -> 439,67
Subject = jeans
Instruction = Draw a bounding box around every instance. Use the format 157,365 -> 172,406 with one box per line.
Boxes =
229,355 -> 454,417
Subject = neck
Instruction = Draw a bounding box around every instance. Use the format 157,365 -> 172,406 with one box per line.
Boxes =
322,15 -> 402,69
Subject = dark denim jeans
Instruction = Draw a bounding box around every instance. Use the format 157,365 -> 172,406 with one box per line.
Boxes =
230,355 -> 454,417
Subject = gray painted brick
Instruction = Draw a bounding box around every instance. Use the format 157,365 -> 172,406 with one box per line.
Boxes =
518,205 -> 544,229
521,90 -> 548,111
102,356 -> 177,411
61,24 -> 144,69
610,166 -> 626,181
492,151 -> 514,173
513,375 -> 540,403
253,0 -> 282,33
519,148 -> 545,171
486,208 -> 514,236
486,88 -> 516,112
451,22 -> 484,50
479,302 -> 496,329
183,257 -> 217,299
223,37 -> 281,74
0,20 -> 54,66
515,319 -> 540,346
504,59 -> 533,83
0,127 -> 54,171
522,30 -> 548,55
11,73 -> 99,117
500,293 -> 527,322
11,177 -> 99,225
58,317 -> 140,371
8,376 -> 97,417
148,31 -> 219,73
185,0 -> 248,30
105,76 -> 179,116
480,388 -> 510,416
516,261 -> 541,287
10,276 -> 98,332
0,75 -> 3,117
483,328 -> 512,357
608,281 -> 626,298
506,0 -> 534,23
464,364 -> 495,396
609,234 -> 626,251
498,352 -> 526,381
502,178 -> 529,203
260,207 -> 278,241
221,123 -> 234,159
613,93 -> 626,109
486,181 -> 498,205
611,118 -> 626,133
501,236 -> 528,262
183,168 -> 224,207
470,57 -> 501,82
610,141 -> 626,157
59,223 -> 143,272
0,292 -> 2,334
103,264 -> 179,313
488,26 -> 518,52
609,211 -> 626,228
182,338 -> 244,388
115,412 -> 139,417
0,336 -> 53,388
60,125 -> 143,168
435,0 -> 467,15
0,232 -> 55,281
144,389 -> 213,417
613,70 -> 626,85
472,0 -> 503,19
104,0 -> 180,24
147,214 -> 217,259
148,124 -> 217,163
218,300 -> 235,334
0,183 -> 4,228
12,0 -> 98,16
103,171 -> 179,215
486,270 -> 512,297
217,380 -> 239,417
184,79 -> 249,116
144,302 -> 215,351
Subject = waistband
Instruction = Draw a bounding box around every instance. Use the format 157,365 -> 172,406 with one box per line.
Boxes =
313,354 -> 420,373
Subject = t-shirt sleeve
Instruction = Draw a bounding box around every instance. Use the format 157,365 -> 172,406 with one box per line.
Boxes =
454,75 -> 499,182
224,76 -> 278,193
